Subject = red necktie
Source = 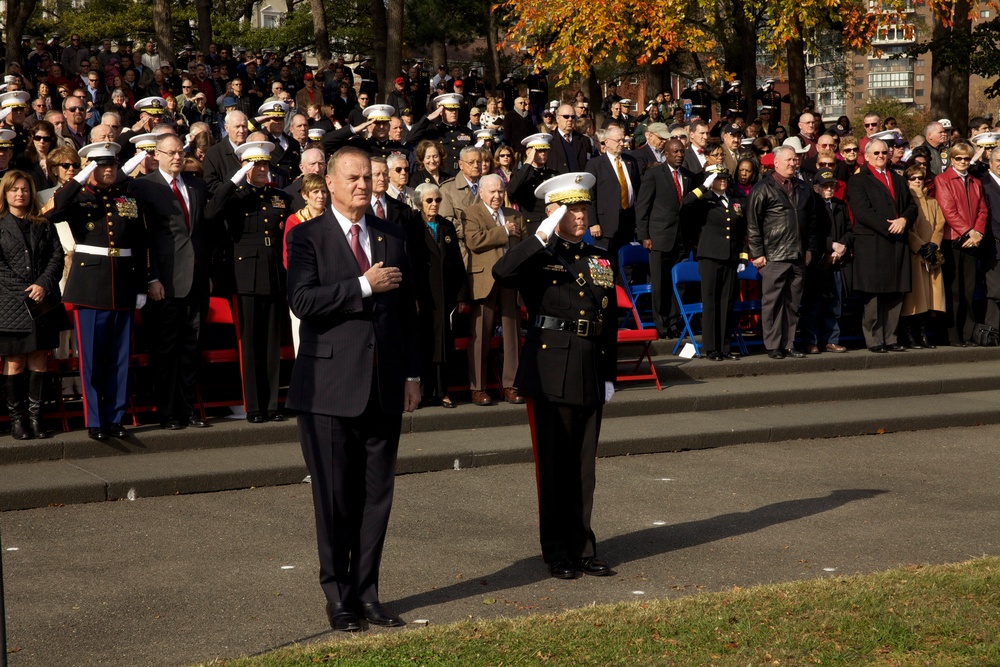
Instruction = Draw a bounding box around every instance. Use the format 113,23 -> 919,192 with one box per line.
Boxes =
672,168 -> 683,201
374,199 -> 385,220
349,224 -> 370,274
171,178 -> 190,231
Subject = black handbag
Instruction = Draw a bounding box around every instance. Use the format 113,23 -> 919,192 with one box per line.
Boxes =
972,323 -> 1000,347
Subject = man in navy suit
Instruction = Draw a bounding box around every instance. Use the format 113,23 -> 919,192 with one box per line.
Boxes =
131,133 -> 211,429
548,103 -> 591,174
586,123 -> 641,263
636,138 -> 698,338
286,146 -> 420,632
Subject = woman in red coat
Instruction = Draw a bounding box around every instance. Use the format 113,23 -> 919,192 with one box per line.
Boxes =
934,142 -> 988,346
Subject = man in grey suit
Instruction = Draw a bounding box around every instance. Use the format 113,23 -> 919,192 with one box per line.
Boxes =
286,147 -> 420,632
202,110 -> 247,193
131,133 -> 211,428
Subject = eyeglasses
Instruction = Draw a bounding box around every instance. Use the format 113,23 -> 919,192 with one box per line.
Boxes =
157,150 -> 185,158
871,151 -> 888,156
424,197 -> 442,203
864,122 -> 879,128
182,85 -> 192,89
392,167 -> 407,173
841,147 -> 858,153
33,135 -> 52,141
56,163 -> 79,169
953,156 -> 972,162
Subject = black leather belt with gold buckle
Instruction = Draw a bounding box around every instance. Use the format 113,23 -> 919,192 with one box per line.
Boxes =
534,315 -> 602,337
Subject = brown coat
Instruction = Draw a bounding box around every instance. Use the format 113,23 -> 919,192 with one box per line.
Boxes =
902,187 -> 946,316
462,200 -> 525,301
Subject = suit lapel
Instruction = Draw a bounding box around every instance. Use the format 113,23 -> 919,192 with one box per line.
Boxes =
369,218 -> 387,266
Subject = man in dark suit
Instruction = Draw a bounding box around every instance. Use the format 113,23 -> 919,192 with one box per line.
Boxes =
503,97 -> 534,156
286,146 -> 420,632
981,147 -> 1000,329
636,138 -> 698,338
368,156 -> 410,226
846,139 -> 917,352
586,123 -> 641,262
131,133 -> 211,429
682,119 -> 710,174
284,147 -> 327,211
548,103 -> 591,174
203,110 -> 248,193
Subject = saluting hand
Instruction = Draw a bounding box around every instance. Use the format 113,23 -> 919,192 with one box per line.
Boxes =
365,261 -> 402,293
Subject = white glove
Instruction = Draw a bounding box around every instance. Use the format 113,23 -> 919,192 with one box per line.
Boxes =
0,108 -> 10,122
604,381 -> 615,402
135,294 -> 147,309
73,160 -> 99,184
536,204 -> 566,241
475,139 -> 485,148
737,262 -> 747,273
231,162 -> 254,184
701,172 -> 717,190
121,151 -> 147,175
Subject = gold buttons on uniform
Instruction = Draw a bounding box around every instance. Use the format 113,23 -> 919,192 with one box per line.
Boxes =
579,291 -> 585,297
580,310 -> 586,315
541,344 -> 547,349
574,255 -> 580,260
552,280 -> 557,284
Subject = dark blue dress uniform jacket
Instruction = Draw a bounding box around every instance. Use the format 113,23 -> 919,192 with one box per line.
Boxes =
43,179 -> 148,310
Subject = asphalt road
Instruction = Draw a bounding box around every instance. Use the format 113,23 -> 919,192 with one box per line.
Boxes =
2,423 -> 999,666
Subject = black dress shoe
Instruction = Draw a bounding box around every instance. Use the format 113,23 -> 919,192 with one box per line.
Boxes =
88,427 -> 108,441
107,423 -> 129,438
949,340 -> 969,347
767,349 -> 785,359
266,410 -> 285,422
887,343 -> 906,352
326,602 -> 361,632
246,412 -> 265,424
548,559 -> 578,580
785,348 -> 806,359
186,417 -> 210,428
359,601 -> 405,627
722,352 -> 741,360
869,345 -> 888,353
578,556 -> 613,576
161,419 -> 184,430
706,351 -> 724,361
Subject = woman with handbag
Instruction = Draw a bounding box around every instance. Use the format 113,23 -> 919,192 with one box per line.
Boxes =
0,170 -> 70,439
900,165 -> 946,347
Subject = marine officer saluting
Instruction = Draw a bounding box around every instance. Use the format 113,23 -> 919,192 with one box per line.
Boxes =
43,141 -> 148,440
205,140 -> 291,424
492,172 -> 618,580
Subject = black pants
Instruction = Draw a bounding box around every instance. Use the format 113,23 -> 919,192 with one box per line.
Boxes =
698,258 -> 738,353
943,240 -> 978,343
649,245 -> 684,336
527,397 -> 601,564
235,294 -> 282,413
297,386 -> 402,605
144,290 -> 203,422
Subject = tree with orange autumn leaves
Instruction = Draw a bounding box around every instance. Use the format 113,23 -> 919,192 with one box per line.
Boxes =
498,0 -> 987,129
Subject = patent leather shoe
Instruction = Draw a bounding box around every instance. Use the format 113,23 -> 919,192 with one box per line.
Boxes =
548,559 -> 578,580
326,602 -> 361,632
887,343 -> 906,352
108,423 -> 129,438
785,348 -> 806,359
266,410 -> 285,422
187,417 -> 210,428
869,345 -> 888,353
578,556 -> 613,576
359,601 -> 405,627
706,351 -> 724,361
246,411 -> 266,424
767,349 -> 785,359
88,427 -> 108,441
161,419 -> 184,430
722,351 -> 741,360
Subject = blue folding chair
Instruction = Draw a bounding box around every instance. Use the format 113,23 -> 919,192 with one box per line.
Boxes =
618,243 -> 654,328
671,260 -> 702,356
732,262 -> 763,355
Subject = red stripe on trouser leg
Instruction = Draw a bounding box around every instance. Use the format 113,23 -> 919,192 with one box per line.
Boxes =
526,397 -> 542,511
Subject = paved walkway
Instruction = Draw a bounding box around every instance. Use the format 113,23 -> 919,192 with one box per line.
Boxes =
2,423 -> 1000,666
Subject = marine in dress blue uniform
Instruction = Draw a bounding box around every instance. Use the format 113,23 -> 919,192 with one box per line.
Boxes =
205,140 -> 292,423
43,141 -> 148,440
492,172 -> 619,580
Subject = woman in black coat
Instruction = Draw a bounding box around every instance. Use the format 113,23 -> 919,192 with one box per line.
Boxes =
404,181 -> 468,407
681,164 -> 747,360
0,170 -> 70,439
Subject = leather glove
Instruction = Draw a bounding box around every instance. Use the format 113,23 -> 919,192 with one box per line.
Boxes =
135,294 -> 147,309
73,161 -> 99,184
604,381 -> 615,403
701,172 -> 717,191
230,162 -> 254,184
921,242 -> 938,263
536,204 -> 567,242
121,151 -> 147,175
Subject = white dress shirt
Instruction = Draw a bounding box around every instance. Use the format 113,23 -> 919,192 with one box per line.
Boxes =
332,206 -> 373,297
608,153 -> 634,206
159,168 -> 190,213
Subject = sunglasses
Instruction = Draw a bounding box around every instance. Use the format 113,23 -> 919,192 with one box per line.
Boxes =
557,114 -> 574,119
33,135 -> 52,141
424,197 -> 442,203
499,154 -> 513,158
66,106 -> 84,112
871,151 -> 888,156
841,147 -> 858,152
953,156 -> 972,162
864,123 -> 879,128
392,167 -> 407,173
817,162 -> 836,167
907,177 -> 925,181
56,163 -> 79,169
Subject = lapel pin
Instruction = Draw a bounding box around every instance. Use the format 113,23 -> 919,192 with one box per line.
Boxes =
377,236 -> 383,242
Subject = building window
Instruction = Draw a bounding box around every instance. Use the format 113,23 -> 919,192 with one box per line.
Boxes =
856,92 -> 864,100
981,9 -> 990,17
915,89 -> 924,97
855,77 -> 864,85
915,59 -> 925,68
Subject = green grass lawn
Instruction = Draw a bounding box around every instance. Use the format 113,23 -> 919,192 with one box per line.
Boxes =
202,557 -> 1000,667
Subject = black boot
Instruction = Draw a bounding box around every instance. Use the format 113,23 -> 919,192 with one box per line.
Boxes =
5,373 -> 30,441
917,314 -> 936,349
27,371 -> 49,439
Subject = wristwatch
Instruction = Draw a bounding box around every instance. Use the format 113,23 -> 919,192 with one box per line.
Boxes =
405,376 -> 421,383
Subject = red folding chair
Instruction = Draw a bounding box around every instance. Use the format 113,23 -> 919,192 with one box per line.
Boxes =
615,285 -> 662,390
